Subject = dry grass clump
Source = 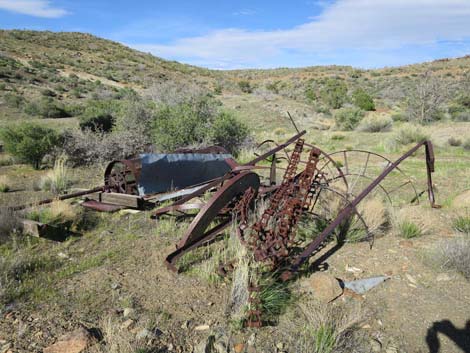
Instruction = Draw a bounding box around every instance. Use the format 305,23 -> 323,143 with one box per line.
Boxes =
0,207 -> 21,242
453,212 -> 470,235
357,113 -> 393,132
39,155 -> 70,194
386,123 -> 429,151
464,138 -> 470,151
0,175 -> 10,192
391,207 -> 428,239
89,316 -> 144,353
448,137 -> 462,147
427,238 -> 470,280
26,201 -> 77,226
293,300 -> 368,353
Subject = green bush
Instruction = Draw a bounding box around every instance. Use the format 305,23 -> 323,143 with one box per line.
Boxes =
357,114 -> 392,132
4,93 -> 24,108
238,80 -> 252,93
152,97 -> 248,155
352,88 -> 375,111
453,215 -> 470,235
209,111 -> 248,156
320,78 -> 348,109
393,124 -> 428,145
334,108 -> 365,131
0,123 -> 61,169
24,97 -> 69,119
398,220 -> 423,238
79,100 -> 115,132
464,139 -> 470,151
448,137 -> 462,147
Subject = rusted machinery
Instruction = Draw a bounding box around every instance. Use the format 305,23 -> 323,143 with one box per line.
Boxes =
10,130 -> 439,326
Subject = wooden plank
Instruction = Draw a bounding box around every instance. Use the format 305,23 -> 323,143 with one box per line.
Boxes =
100,192 -> 143,208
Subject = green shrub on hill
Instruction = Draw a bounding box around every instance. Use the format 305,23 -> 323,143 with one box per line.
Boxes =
79,100 -> 115,132
352,88 -> 375,111
320,78 -> 348,109
24,97 -> 69,119
153,96 -> 248,155
0,123 -> 61,169
334,107 -> 365,131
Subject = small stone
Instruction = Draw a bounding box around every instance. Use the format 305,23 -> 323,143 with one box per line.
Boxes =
168,343 -> 174,351
43,327 -> 95,353
111,283 -> 121,290
345,264 -> 363,274
123,308 -> 134,318
436,273 -> 451,282
120,319 -> 134,330
136,328 -> 151,340
399,240 -> 413,248
370,338 -> 382,353
234,343 -> 245,353
247,333 -> 256,346
405,273 -> 417,285
303,272 -> 343,302
57,252 -> 69,259
194,324 -> 210,331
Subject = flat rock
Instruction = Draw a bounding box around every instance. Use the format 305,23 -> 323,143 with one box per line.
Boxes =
43,327 -> 94,353
436,273 -> 452,281
303,272 -> 343,302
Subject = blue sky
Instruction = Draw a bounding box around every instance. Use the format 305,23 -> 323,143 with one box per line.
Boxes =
1,0 -> 470,69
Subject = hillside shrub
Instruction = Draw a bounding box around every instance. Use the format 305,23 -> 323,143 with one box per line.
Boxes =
0,123 -> 61,169
464,139 -> 470,151
209,111 -> 248,156
357,113 -> 392,132
4,93 -> 24,108
334,108 -> 365,131
448,137 -> 462,147
238,80 -> 253,93
392,123 -> 428,146
24,97 -> 69,119
352,88 -> 375,111
79,100 -> 115,132
152,97 -> 248,155
320,78 -> 348,109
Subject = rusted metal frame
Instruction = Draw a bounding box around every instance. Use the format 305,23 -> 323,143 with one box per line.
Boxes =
104,159 -> 141,195
281,140 -> 438,281
164,220 -> 232,272
11,186 -> 105,211
244,130 -> 306,166
317,149 -> 419,202
164,172 -> 260,271
255,139 -> 293,165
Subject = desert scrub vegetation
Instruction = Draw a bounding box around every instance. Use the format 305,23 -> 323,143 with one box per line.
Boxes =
152,96 -> 249,155
427,238 -> 470,280
357,113 -> 392,132
0,175 -> 10,192
25,201 -> 77,227
448,137 -> 462,147
396,219 -> 424,239
0,123 -> 61,169
38,155 -> 70,194
333,108 -> 365,131
320,78 -> 348,109
292,300 -> 368,353
352,88 -> 375,111
390,123 -> 428,147
463,138 -> 470,151
0,207 -> 21,242
453,214 -> 470,235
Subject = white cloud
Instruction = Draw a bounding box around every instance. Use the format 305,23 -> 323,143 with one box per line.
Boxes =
131,0 -> 470,69
0,0 -> 68,18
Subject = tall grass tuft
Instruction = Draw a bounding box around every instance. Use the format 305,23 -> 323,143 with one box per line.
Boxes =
39,155 -> 70,194
390,123 -> 429,148
453,214 -> 470,235
0,175 -> 10,193
398,220 -> 423,238
357,113 -> 393,132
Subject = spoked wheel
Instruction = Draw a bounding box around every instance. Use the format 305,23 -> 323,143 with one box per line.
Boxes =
104,160 -> 140,195
315,149 -> 419,205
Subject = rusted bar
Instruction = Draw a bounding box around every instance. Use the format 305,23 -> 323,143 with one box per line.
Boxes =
11,186 -> 105,211
244,130 -> 306,166
281,140 -> 438,281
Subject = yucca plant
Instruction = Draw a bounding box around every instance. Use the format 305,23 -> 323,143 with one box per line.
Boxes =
39,155 -> 70,194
